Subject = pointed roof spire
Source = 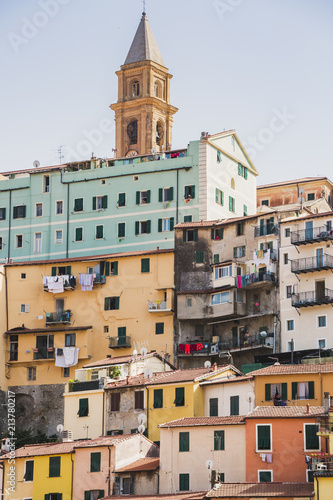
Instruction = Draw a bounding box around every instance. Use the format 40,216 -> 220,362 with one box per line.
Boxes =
124,13 -> 165,66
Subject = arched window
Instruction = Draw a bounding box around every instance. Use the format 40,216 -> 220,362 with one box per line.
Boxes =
127,119 -> 138,145
231,178 -> 235,190
154,81 -> 161,98
156,121 -> 164,144
131,81 -> 140,97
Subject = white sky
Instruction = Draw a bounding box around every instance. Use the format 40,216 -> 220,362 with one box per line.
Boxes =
1,0 -> 332,184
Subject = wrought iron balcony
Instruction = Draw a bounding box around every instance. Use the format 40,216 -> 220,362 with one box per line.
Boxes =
109,336 -> 131,349
254,224 -> 278,237
291,226 -> 333,245
33,347 -> 55,360
316,415 -> 333,437
292,289 -> 333,308
240,272 -> 277,288
291,254 -> 333,273
45,310 -> 71,325
93,274 -> 106,285
178,333 -> 272,356
310,454 -> 333,472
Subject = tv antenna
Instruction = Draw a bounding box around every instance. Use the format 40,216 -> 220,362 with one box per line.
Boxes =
52,145 -> 65,165
132,349 -> 138,357
206,460 -> 213,470
138,413 -> 147,425
143,369 -> 153,380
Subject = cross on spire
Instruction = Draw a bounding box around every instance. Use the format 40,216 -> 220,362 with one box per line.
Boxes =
142,0 -> 146,13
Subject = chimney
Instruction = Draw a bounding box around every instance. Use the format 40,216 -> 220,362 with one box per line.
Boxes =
324,392 -> 330,414
306,404 -> 310,414
126,375 -> 129,385
212,363 -> 217,372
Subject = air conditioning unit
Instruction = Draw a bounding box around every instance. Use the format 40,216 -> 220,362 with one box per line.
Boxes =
210,344 -> 219,354
62,430 -> 73,442
212,336 -> 220,344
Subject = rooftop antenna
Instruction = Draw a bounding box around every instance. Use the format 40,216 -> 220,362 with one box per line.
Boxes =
52,145 -> 64,165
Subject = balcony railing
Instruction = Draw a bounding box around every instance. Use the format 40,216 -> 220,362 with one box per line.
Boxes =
148,300 -> 170,311
93,274 -> 106,285
254,224 -> 278,237
109,336 -> 131,349
43,276 -> 76,293
292,289 -> 333,308
291,226 -> 333,245
178,334 -> 271,356
45,310 -> 71,325
33,347 -> 55,360
310,454 -> 333,472
291,254 -> 333,273
71,380 -> 101,392
239,272 -> 277,288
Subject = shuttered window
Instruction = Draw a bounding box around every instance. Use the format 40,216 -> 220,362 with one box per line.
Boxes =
209,398 -> 218,417
135,391 -> 144,410
141,258 -> 150,273
84,491 -> 104,500
49,456 -> 61,477
24,460 -> 34,481
195,251 -> 204,263
13,205 -> 26,219
179,474 -> 189,491
0,208 -> 6,220
179,432 -> 189,452
96,225 -> 104,239
75,227 -> 83,241
155,322 -> 164,335
74,198 -> 83,212
230,396 -> 239,416
90,452 -> 101,472
78,398 -> 89,417
110,393 -> 121,412
305,424 -> 320,450
104,297 -> 120,310
257,425 -> 271,451
118,193 -> 126,207
153,389 -> 163,408
214,430 -> 225,450
259,471 -> 272,482
174,387 -> 185,407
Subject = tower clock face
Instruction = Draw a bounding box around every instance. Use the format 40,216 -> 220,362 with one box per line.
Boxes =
156,122 -> 164,143
125,149 -> 138,157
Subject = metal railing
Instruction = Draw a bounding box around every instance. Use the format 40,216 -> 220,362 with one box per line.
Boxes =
93,274 -> 106,285
72,380 -> 100,392
241,272 -> 277,287
45,311 -> 71,325
291,226 -> 333,245
292,289 -> 333,307
254,224 -> 278,237
291,254 -> 333,273
148,300 -> 167,311
33,347 -> 55,360
109,336 -> 131,348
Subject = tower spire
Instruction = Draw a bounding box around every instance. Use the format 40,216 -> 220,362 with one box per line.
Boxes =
124,11 -> 164,66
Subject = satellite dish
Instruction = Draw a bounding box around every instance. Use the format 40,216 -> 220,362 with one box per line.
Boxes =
140,347 -> 148,356
132,349 -> 138,357
204,361 -> 211,368
144,369 -> 153,380
33,160 -> 40,168
138,424 -> 146,434
56,424 -> 64,434
245,391 -> 253,403
206,460 -> 213,470
151,147 -> 157,155
299,188 -> 305,195
260,331 -> 267,338
297,196 -> 305,204
138,413 -> 147,425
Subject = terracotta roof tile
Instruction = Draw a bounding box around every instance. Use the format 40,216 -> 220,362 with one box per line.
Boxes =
248,362 -> 333,376
104,493 -> 206,500
199,375 -> 253,386
257,176 -> 332,189
159,416 -> 245,428
83,352 -> 176,370
116,457 -> 159,472
73,434 -> 154,449
205,482 -> 314,498
246,406 -> 325,419
174,214 -> 259,230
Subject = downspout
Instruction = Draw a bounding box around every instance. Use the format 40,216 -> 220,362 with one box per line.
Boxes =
0,268 -> 9,331
7,190 -> 12,261
70,452 -> 74,500
320,373 -> 323,406
102,389 -> 105,436
315,476 -> 319,500
146,386 -> 149,440
176,169 -> 179,225
66,183 -> 70,259
108,446 -> 112,496
0,462 -> 4,498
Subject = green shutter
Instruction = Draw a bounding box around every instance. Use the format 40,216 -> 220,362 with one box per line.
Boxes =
174,387 -> 185,406
191,186 -> 195,199
169,187 -> 174,201
104,297 -> 109,310
118,223 -> 125,238
229,196 -> 232,211
90,452 -> 101,472
214,254 -> 219,264
13,206 -> 17,219
209,398 -> 218,417
141,258 -> 150,273
103,195 -> 108,209
146,220 -> 151,234
216,188 -> 219,203
292,382 -> 298,400
155,322 -> 164,335
45,496 -> 49,500
309,381 -> 315,399
136,191 -> 140,204
185,186 -> 189,198
96,225 -> 103,239
306,424 -> 319,450
92,197 -> 96,210
0,208 -> 6,220
76,227 -> 83,241
49,456 -> 61,477
129,475 -> 133,495
238,163 -> 242,176
243,204 -> 248,216
179,432 -> 189,452
170,217 -> 174,230
22,205 -> 26,218
158,188 -> 163,202
84,492 -> 90,500
265,384 -> 271,401
158,219 -> 162,232
194,229 -> 198,241
230,396 -> 239,416
221,191 -> 224,205
244,167 -> 248,180
98,493 -> 105,500
281,383 -> 288,400
135,221 -> 139,235
232,326 -> 238,348
78,398 -> 89,417
183,230 -> 187,242
211,228 -> 215,240
147,190 -> 151,203
214,430 -> 224,450
242,246 -> 246,257
233,247 -> 237,258
154,389 -> 163,408
52,267 -> 57,277
257,425 -> 271,450
195,251 -> 204,263
179,474 -> 189,491
105,262 -> 110,276
118,193 -> 125,206
113,261 -> 118,276
259,471 -> 271,482
114,297 -> 119,310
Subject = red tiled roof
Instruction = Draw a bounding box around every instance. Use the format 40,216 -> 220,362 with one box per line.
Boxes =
278,210 -> 333,224
205,482 -> 314,498
116,457 -> 159,472
83,352 -> 176,370
174,214 -> 259,230
5,325 -> 92,335
246,406 -> 325,419
0,440 -> 84,459
199,375 -> 253,386
103,493 -> 206,500
159,416 -> 245,428
73,434 -> 154,449
248,362 -> 333,376
257,176 -> 332,189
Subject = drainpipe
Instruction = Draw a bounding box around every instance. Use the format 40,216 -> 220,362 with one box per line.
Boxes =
0,268 -> 8,332
0,463 -> 4,498
146,387 -> 149,440
102,389 -> 105,436
176,169 -> 179,225
66,183 -> 70,259
108,446 -> 112,496
70,451 -> 74,500
7,190 -> 12,261
315,476 -> 320,500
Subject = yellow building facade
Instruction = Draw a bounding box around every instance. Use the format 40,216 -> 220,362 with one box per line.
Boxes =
0,265 -> 7,391
4,249 -> 174,387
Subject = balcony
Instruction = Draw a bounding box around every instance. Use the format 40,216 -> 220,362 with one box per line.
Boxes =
310,454 -> 333,473
291,226 -> 333,246
254,224 -> 278,237
33,347 -> 55,360
291,254 -> 333,274
109,336 -> 131,349
93,274 -> 106,285
239,272 -> 277,289
71,380 -> 101,392
316,415 -> 333,438
43,276 -> 76,293
148,300 -> 172,312
45,310 -> 71,325
292,289 -> 333,308
178,334 -> 271,357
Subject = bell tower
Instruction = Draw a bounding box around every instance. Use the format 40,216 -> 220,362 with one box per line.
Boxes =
111,13 -> 178,158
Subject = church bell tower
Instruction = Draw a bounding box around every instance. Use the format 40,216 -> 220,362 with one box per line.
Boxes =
111,13 -> 178,158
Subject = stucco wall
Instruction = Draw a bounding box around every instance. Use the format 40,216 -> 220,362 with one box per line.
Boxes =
203,379 -> 254,417
64,389 -> 104,440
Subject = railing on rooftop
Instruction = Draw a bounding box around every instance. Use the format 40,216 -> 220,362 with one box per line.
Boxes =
291,255 -> 333,273
291,226 -> 333,246
292,289 -> 333,308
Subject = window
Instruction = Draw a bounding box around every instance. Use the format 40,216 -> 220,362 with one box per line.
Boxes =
75,227 -> 83,242
179,432 -> 189,452
104,326 -> 109,333
215,189 -> 224,205
233,246 -> 245,258
287,320 -> 294,331
286,286 -> 293,299
13,205 -> 26,219
0,207 -> 6,220
243,205 -> 248,216
158,217 -> 174,232
257,425 -> 271,451
159,187 -> 174,202
229,196 -> 235,212
261,200 -> 269,206
183,229 -> 198,242
318,316 -> 326,328
195,251 -> 204,263
56,201 -> 63,215
211,292 -> 230,305
215,266 -> 232,279
136,190 -> 151,205
65,334 -> 76,347
307,193 -> 315,201
155,322 -> 164,335
28,367 -> 36,381
35,203 -> 43,217
95,225 -> 104,239
318,339 -> 326,349
34,233 -> 42,253
211,228 -> 224,240
43,175 -> 50,193
231,178 -> 235,189
327,221 -> 332,231
285,228 -> 291,237
15,234 -> 23,248
236,222 -> 244,236
265,383 -> 287,401
259,470 -> 272,482
78,398 -> 89,417
136,220 -> 151,235
184,215 -> 192,222
135,391 -> 144,410
90,452 -> 101,472
209,398 -> 218,417
214,430 -> 224,450
179,474 -> 189,491
184,185 -> 195,200
74,198 -> 83,212
63,367 -> 70,378
304,424 -> 320,451
118,222 -> 126,238
292,382 -> 315,400
214,254 -> 219,264
24,460 -> 34,481
34,335 -> 54,360
186,297 -> 192,307
21,273 -> 26,279
9,335 -> 18,361
93,195 -> 108,211
131,80 -> 140,97
110,393 -> 120,412
174,387 -> 185,407
49,456 -> 61,477
84,490 -> 105,500
105,261 -> 118,276
141,258 -> 150,273
195,324 -> 204,336
55,230 -> 63,244
117,193 -> 126,207
21,304 -> 30,313
230,395 -> 239,416
153,389 -> 163,408
104,297 -> 120,310
283,253 -> 288,265
0,237 -> 2,250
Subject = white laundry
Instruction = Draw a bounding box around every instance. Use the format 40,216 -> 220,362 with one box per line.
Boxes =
55,347 -> 79,367
79,273 -> 93,291
55,348 -> 67,367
